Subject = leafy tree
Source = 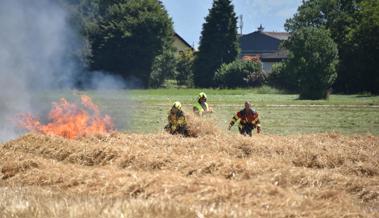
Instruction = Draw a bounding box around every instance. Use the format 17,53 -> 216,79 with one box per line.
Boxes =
285,0 -> 379,93
214,60 -> 265,88
193,0 -> 239,87
149,50 -> 177,88
88,0 -> 174,88
283,27 -> 338,99
353,0 -> 379,94
176,50 -> 194,87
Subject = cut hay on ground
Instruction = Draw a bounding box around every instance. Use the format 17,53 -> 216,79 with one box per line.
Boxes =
185,115 -> 222,137
0,131 -> 378,218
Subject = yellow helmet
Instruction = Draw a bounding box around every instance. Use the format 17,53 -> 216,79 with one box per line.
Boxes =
198,92 -> 207,100
172,101 -> 182,110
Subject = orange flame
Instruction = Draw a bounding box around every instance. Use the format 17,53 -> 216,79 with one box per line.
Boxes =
17,95 -> 114,139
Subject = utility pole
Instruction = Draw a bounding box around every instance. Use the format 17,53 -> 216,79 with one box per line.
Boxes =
239,15 -> 243,35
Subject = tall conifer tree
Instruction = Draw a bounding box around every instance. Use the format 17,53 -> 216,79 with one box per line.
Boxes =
193,0 -> 239,87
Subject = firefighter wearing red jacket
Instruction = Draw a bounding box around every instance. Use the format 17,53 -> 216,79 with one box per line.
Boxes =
228,101 -> 261,136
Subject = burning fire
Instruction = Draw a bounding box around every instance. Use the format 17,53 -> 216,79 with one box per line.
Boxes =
17,95 -> 114,139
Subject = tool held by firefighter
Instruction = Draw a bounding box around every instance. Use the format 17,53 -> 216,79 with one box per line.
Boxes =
193,92 -> 213,116
228,101 -> 261,136
164,101 -> 189,136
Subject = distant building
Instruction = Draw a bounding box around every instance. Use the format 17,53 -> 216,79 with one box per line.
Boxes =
239,25 -> 289,73
173,33 -> 194,55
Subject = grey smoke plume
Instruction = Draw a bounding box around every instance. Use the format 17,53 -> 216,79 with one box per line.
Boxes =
0,0 -> 124,141
89,71 -> 126,90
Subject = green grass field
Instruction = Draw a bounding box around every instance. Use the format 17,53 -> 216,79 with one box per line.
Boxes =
31,87 -> 379,135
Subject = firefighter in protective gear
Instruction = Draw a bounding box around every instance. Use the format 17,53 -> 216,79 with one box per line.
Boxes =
193,92 -> 213,116
164,101 -> 189,136
228,101 -> 261,136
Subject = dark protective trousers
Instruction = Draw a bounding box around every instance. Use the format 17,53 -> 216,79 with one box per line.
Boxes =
238,123 -> 255,137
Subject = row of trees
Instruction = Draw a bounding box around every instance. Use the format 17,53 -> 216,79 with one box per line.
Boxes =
62,0 -> 244,89
61,0 -> 378,97
60,0 -> 240,89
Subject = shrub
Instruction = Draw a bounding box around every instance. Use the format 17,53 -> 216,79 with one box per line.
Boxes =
267,62 -> 299,92
214,60 -> 265,88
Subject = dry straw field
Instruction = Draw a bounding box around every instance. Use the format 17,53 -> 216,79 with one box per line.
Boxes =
1,118 -> 378,218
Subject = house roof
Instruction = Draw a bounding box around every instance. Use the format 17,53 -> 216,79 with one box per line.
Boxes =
262,32 -> 290,41
174,32 -> 194,51
239,31 -> 289,54
240,31 -> 281,53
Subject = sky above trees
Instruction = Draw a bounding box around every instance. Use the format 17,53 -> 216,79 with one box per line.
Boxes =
161,0 -> 302,48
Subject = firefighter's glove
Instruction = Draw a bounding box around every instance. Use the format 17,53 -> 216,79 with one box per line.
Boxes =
228,124 -> 232,131
257,126 -> 261,134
